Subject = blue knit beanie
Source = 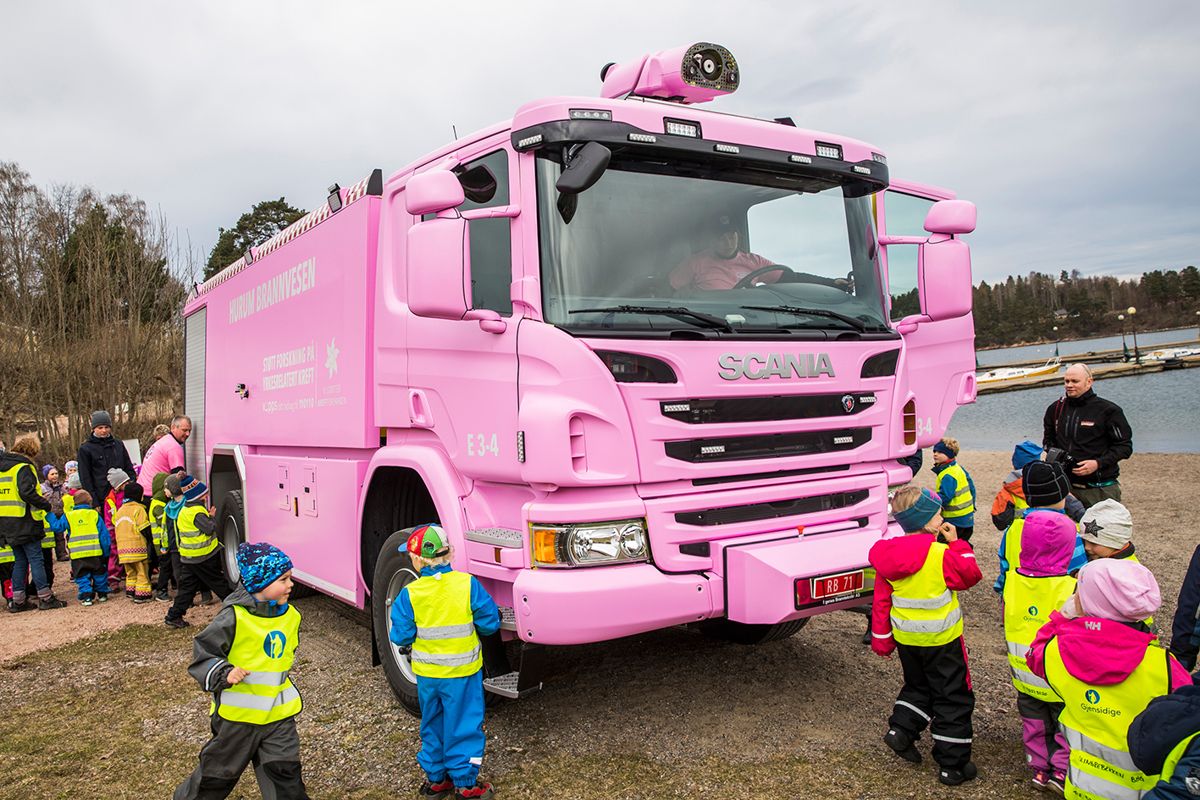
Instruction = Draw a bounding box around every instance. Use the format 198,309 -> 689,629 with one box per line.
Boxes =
894,488 -> 943,533
236,542 -> 294,594
1012,440 -> 1043,470
932,441 -> 956,460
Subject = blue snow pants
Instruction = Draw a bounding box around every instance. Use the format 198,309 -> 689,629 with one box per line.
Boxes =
416,671 -> 486,788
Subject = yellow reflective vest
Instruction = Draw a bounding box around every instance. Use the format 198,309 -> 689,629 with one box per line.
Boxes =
1003,571 -> 1077,700
149,498 -> 167,552
1160,733 -> 1200,792
0,544 -> 13,564
177,504 -> 218,562
888,542 -> 964,647
0,462 -> 45,524
1043,637 -> 1172,800
938,462 -> 975,520
407,570 -> 483,679
41,513 -> 55,549
66,507 -> 105,560
212,604 -> 303,724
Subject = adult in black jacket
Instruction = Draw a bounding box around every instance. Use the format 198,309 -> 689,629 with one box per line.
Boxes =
1128,685 -> 1200,800
1170,543 -> 1200,674
76,410 -> 135,513
1,436 -> 65,610
1042,363 -> 1133,508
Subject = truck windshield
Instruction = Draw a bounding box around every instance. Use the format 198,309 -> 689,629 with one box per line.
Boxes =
536,155 -> 888,335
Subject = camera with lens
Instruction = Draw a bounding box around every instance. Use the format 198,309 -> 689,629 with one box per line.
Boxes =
1044,447 -> 1079,473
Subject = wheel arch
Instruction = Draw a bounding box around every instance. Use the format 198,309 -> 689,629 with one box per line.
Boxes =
209,445 -> 247,536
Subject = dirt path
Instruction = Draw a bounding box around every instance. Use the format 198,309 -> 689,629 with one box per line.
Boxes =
2,451 -> 1195,799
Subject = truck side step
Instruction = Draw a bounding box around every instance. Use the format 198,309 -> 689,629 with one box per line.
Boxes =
499,606 -> 517,631
464,527 -> 523,548
480,637 -> 546,700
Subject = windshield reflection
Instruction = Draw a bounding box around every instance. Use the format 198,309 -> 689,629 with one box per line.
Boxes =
537,156 -> 888,334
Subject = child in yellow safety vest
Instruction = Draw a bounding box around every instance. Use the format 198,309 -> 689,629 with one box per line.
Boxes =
1080,499 -> 1140,563
1129,684 -> 1200,800
389,524 -> 501,800
174,542 -> 310,800
870,486 -> 983,786
1028,559 -> 1194,800
1001,510 -> 1079,793
65,490 -> 111,605
931,438 -> 977,542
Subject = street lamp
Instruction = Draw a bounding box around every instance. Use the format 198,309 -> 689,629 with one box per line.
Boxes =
1127,306 -> 1140,364
1052,325 -> 1059,358
1118,314 -> 1128,362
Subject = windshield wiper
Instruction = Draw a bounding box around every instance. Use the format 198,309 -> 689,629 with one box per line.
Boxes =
569,304 -> 734,333
740,305 -> 871,332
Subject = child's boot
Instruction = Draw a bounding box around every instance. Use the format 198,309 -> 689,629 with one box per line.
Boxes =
455,782 -> 494,800
937,762 -> 978,786
884,728 -> 922,763
417,777 -> 454,799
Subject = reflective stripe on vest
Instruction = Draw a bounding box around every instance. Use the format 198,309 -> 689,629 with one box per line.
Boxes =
1003,571 -> 1078,701
1161,732 -> 1200,789
0,462 -> 42,520
939,463 -> 974,519
214,604 -> 303,724
177,504 -> 218,560
1043,636 -> 1170,800
41,514 -> 55,548
888,542 -> 963,646
0,544 -> 13,564
66,507 -> 104,559
408,570 -> 483,679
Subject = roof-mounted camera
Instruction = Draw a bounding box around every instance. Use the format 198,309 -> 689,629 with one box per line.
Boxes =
600,42 -> 739,105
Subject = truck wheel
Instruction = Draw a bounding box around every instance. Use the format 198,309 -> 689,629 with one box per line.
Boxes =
372,529 -> 422,716
217,490 -> 246,584
698,617 -> 809,645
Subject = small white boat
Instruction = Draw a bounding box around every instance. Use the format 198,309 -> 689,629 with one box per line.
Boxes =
975,357 -> 1062,385
1145,347 -> 1200,361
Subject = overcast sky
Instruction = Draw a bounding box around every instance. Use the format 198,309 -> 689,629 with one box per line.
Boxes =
3,1 -> 1198,285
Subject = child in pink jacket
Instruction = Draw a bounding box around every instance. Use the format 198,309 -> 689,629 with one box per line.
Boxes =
1028,559 -> 1193,799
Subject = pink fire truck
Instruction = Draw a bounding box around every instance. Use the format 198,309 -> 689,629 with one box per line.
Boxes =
183,43 -> 977,713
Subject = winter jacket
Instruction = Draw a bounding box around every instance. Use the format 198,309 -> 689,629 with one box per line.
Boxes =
1129,685 -> 1200,800
75,433 -> 134,512
990,470 -> 1087,530
1170,544 -> 1200,672
40,479 -> 67,516
188,584 -> 294,694
0,451 -> 51,548
993,508 -> 1089,594
1027,611 -> 1193,692
112,502 -> 150,564
1043,388 -> 1133,484
868,532 -> 982,656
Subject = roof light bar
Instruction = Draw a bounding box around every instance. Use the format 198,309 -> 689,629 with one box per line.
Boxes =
570,108 -> 612,121
713,143 -> 740,154
628,133 -> 658,144
871,152 -> 888,165
789,154 -> 813,164
516,133 -> 544,149
852,165 -> 871,175
664,118 -> 701,137
815,142 -> 843,160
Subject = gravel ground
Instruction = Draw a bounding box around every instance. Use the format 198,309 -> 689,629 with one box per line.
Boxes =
1,450 -> 1194,799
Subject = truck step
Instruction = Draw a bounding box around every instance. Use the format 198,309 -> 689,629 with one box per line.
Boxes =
464,527 -> 523,548
499,606 -> 516,631
483,670 -> 541,699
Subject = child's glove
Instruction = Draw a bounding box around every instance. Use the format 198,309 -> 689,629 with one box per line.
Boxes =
871,632 -> 896,658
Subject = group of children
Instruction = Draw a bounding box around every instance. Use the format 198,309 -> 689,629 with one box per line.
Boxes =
869,438 -> 1200,798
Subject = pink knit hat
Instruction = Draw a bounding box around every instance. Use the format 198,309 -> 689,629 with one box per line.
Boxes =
1066,558 -> 1161,622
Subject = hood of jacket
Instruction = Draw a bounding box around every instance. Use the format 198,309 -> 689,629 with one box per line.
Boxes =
1128,684 -> 1200,776
1048,612 -> 1160,685
1018,510 -> 1077,577
1003,470 -> 1024,491
869,533 -> 936,581
0,450 -> 34,475
222,583 -> 288,617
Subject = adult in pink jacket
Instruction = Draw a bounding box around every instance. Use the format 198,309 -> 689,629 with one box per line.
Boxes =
1027,559 -> 1193,800
136,415 -> 191,497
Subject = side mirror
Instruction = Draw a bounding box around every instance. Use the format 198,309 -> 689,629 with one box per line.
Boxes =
924,199 -> 976,235
556,142 -> 612,195
919,237 -> 972,322
407,215 -> 470,321
406,170 -> 465,216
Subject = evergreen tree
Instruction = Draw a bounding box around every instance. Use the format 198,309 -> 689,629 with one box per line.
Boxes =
205,198 -> 305,279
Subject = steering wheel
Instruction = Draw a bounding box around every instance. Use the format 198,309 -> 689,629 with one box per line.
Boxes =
732,264 -> 796,290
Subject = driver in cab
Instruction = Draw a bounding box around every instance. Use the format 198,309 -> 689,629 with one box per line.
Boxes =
669,214 -> 851,293
669,215 -> 778,292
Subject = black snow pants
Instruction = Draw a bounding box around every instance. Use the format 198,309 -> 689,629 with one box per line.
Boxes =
888,637 -> 975,768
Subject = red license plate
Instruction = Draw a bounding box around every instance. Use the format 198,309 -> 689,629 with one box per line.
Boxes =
811,570 -> 864,600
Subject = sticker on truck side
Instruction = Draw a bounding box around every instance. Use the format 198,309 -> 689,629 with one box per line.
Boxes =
466,433 -> 500,457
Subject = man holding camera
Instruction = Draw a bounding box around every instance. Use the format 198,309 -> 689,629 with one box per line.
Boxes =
1042,363 -> 1133,508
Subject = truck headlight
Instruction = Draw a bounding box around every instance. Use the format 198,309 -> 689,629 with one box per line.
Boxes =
530,519 -> 649,567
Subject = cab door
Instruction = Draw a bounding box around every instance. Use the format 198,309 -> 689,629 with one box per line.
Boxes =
877,180 -> 977,449
403,138 -> 525,483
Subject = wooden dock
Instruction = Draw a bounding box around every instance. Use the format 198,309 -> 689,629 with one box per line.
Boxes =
975,338 -> 1200,395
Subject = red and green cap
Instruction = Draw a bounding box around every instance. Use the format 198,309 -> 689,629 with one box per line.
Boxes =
405,523 -> 449,558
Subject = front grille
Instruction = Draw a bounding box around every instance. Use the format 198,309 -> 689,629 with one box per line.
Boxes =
675,489 -> 871,526
665,427 -> 871,463
660,392 -> 876,424
692,464 -> 849,487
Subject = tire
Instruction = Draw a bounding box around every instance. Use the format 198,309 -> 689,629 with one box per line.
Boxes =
371,529 -> 422,716
698,616 -> 809,645
216,490 -> 246,584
